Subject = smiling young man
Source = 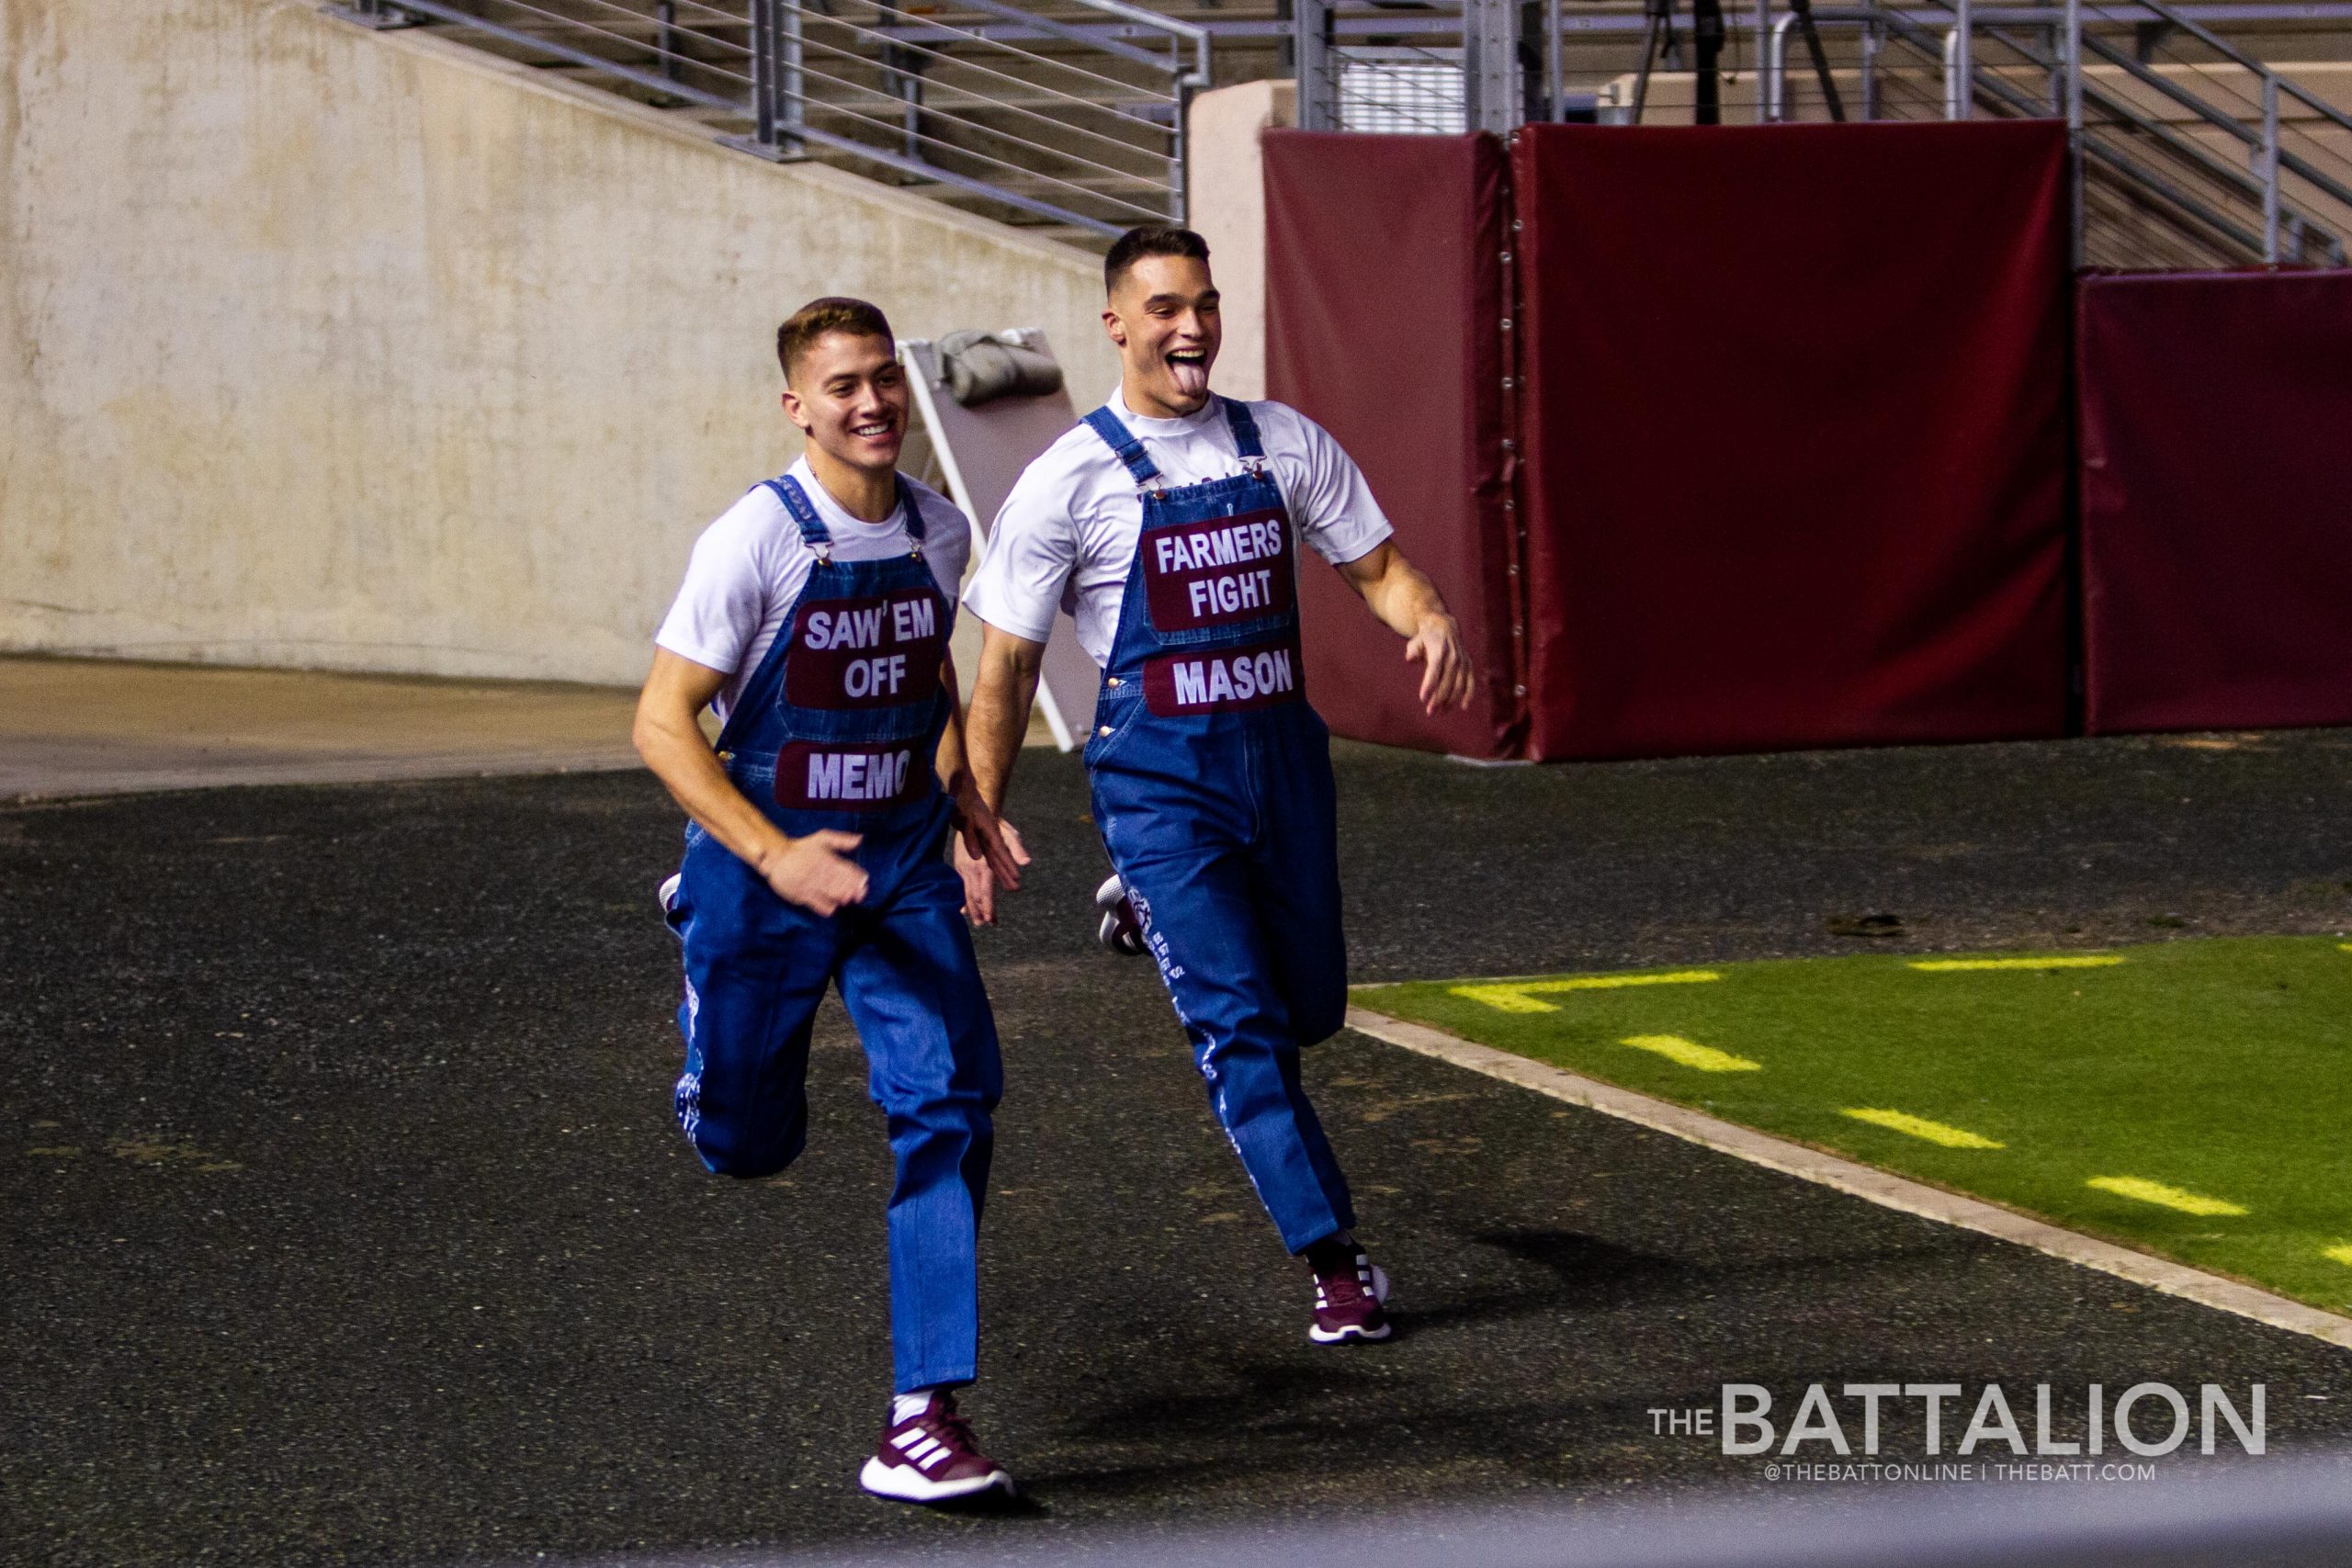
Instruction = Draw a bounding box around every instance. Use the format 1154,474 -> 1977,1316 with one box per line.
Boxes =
958,228 -> 1475,1346
634,297 -> 1030,1505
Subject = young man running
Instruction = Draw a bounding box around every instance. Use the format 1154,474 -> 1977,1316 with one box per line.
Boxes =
958,229 -> 1475,1345
634,297 -> 1030,1504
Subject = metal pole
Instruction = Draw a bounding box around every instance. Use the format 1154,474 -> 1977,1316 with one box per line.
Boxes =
2047,16 -> 2063,114
1755,0 -> 1772,121
1464,0 -> 1522,133
2260,73 -> 2281,262
1951,0 -> 1972,117
1549,0 -> 1566,120
2065,0 -> 2085,264
1769,12 -> 1794,119
1860,7 -> 1880,118
1172,74 -> 1193,221
781,0 -> 805,153
750,0 -> 777,148
658,0 -> 680,80
1294,0 -> 1334,130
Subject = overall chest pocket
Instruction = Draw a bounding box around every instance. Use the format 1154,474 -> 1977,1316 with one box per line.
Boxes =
784,589 -> 948,712
1137,505 -> 1298,649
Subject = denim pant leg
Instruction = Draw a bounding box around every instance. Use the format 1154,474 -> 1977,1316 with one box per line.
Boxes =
1249,713 -> 1350,1047
1096,769 -> 1356,1254
836,855 -> 1003,1394
671,829 -> 838,1179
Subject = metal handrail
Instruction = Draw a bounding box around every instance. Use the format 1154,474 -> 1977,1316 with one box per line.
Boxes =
373,0 -> 752,104
756,0 -> 1201,232
2088,0 -> 2352,136
353,0 -> 1205,237
787,13 -> 1182,145
782,44 -> 1170,186
777,48 -> 1163,177
1739,0 -> 2352,265
1964,11 -> 2352,260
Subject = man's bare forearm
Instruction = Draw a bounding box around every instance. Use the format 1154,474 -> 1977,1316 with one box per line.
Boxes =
1355,546 -> 1450,638
964,627 -> 1045,812
635,708 -> 794,873
934,657 -> 973,792
632,651 -> 796,873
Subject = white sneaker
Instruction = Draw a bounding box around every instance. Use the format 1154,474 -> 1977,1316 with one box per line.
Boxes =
1094,873 -> 1144,955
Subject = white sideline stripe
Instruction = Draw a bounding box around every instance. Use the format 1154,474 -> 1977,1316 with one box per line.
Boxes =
1343,1005 -> 2352,1353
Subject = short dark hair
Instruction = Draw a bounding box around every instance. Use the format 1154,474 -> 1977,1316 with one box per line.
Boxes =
776,296 -> 895,384
1104,226 -> 1210,296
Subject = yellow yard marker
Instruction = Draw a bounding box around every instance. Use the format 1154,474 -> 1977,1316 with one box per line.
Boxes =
2086,1176 -> 2247,1216
1840,1108 -> 2005,1148
1448,970 -> 1721,1014
1620,1034 -> 1760,1073
2324,1244 -> 2352,1267
1909,956 -> 2125,973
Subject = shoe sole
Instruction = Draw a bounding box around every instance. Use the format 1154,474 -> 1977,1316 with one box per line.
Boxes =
859,1455 -> 1015,1505
1308,1265 -> 1393,1345
1309,1320 -> 1393,1344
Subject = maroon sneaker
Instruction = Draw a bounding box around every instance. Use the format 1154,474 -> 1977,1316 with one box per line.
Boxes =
1309,1252 -> 1394,1344
859,1391 -> 1015,1504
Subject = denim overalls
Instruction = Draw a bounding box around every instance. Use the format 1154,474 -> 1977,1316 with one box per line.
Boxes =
664,471 -> 1001,1394
1080,400 -> 1357,1254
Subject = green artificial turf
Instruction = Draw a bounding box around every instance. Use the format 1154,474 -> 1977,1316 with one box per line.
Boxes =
1355,935 -> 2352,1314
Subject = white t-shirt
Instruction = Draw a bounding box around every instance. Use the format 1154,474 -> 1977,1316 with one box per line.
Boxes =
654,457 -> 970,722
963,391 -> 1394,666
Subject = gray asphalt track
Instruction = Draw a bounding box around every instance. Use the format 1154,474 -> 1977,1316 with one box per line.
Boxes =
8,731 -> 2352,1566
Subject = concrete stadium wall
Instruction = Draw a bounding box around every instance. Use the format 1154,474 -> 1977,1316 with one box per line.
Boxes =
1186,79 -> 1295,402
0,0 -> 1119,685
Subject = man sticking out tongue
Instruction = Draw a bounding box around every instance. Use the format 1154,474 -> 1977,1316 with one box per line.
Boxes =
959,227 -> 1476,1354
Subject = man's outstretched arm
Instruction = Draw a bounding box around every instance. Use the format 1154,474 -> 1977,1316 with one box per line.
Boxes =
632,649 -> 869,916
1335,541 -> 1476,714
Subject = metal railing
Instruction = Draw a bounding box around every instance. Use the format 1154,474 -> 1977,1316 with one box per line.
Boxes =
1293,0 -> 1524,132
1287,0 -> 2352,269
1747,0 -> 2352,265
339,0 -> 1207,237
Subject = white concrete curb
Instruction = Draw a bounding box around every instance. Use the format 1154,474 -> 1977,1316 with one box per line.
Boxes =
1344,1004 -> 2352,1352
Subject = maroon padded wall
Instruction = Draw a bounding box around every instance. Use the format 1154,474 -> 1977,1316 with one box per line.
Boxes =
2079,270 -> 2352,734
1265,130 -> 1521,759
1513,121 -> 2074,761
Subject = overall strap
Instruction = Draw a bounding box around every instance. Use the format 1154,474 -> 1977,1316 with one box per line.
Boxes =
767,473 -> 927,556
895,475 -> 927,544
1221,397 -> 1267,461
1084,407 -> 1160,487
762,474 -> 831,551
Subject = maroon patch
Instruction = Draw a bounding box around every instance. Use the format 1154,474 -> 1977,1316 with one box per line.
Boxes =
1141,634 -> 1306,716
784,591 -> 946,710
773,740 -> 927,812
1140,509 -> 1295,634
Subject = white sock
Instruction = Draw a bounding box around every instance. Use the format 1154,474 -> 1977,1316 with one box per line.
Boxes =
892,1390 -> 940,1425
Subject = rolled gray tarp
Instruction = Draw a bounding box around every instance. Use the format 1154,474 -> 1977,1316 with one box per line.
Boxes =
937,329 -> 1065,408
